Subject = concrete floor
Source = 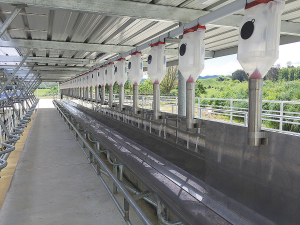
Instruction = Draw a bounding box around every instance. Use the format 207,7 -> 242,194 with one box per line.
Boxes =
0,99 -> 142,225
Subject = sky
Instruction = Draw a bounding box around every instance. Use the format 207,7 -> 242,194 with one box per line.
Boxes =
201,42 -> 300,77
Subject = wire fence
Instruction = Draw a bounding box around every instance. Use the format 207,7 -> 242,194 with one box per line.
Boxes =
104,94 -> 300,134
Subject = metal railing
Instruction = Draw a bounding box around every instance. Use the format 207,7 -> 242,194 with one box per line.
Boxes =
54,100 -> 153,225
101,94 -> 300,134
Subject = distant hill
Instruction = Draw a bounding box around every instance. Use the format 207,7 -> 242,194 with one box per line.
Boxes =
198,75 -> 219,79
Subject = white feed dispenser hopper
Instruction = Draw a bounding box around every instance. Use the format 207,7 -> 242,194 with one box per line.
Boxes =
178,25 -> 206,83
128,51 -> 143,86
115,58 -> 127,110
128,51 -> 143,114
237,0 -> 285,146
115,58 -> 127,87
237,0 -> 285,79
106,62 -> 115,87
178,25 -> 206,129
147,41 -> 166,84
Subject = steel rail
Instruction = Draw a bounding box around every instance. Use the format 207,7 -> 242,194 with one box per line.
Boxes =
0,99 -> 39,170
53,100 -> 153,225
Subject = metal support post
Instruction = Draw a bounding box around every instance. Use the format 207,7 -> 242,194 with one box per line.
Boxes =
119,85 -> 124,110
94,86 -> 98,102
109,85 -> 113,107
153,83 -> 160,120
113,158 -> 118,194
90,87 -> 93,101
178,71 -> 186,116
230,99 -> 233,123
0,5 -> 24,38
133,84 -> 139,114
248,78 -> 263,146
178,22 -> 186,116
124,198 -> 130,222
186,81 -> 195,129
280,102 -> 283,131
101,85 -> 105,105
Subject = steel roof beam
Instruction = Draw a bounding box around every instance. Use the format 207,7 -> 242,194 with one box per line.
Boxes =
0,4 -> 24,37
0,39 -> 133,53
0,55 -> 94,64
0,0 -> 299,37
0,0 -> 205,23
0,65 -> 88,71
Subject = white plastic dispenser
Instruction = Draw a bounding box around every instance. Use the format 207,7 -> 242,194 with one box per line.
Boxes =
115,58 -> 127,110
128,51 -> 143,85
147,41 -> 166,120
128,51 -> 143,114
106,62 -> 115,107
237,0 -> 285,79
237,0 -> 285,146
97,66 -> 106,105
115,58 -> 127,86
106,62 -> 115,87
178,25 -> 206,129
178,25 -> 206,83
88,71 -> 93,88
147,41 -> 166,84
98,66 -> 106,87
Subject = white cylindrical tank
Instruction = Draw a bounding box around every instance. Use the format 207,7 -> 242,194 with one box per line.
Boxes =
83,73 -> 87,88
178,25 -> 206,82
87,71 -> 93,88
237,0 -> 285,79
106,62 -> 115,87
115,58 -> 127,86
128,51 -> 143,85
92,69 -> 98,87
147,41 -> 166,84
97,66 -> 106,87
79,74 -> 83,88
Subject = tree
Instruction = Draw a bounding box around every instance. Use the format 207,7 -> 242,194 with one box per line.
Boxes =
160,66 -> 178,94
232,70 -> 248,82
195,80 -> 206,97
287,61 -> 293,68
265,67 -> 279,81
45,86 -> 58,97
139,79 -> 153,94
278,68 -> 289,81
216,75 -> 230,81
295,67 -> 300,80
289,67 -> 296,81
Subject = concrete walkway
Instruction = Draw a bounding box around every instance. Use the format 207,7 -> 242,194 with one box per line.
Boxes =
0,99 -> 130,225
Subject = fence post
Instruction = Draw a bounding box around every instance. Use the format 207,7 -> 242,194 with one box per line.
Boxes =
280,102 -> 283,131
244,113 -> 248,127
230,99 -> 233,123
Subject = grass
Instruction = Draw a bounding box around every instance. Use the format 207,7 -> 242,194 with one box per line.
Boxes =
34,89 -> 50,97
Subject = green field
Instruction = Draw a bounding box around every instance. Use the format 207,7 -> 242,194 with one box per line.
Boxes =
34,89 -> 58,98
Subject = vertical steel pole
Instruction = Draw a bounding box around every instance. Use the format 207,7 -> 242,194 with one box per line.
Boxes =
178,22 -> 186,116
248,79 -> 263,146
101,85 -> 105,105
109,85 -> 113,107
153,83 -> 160,120
186,81 -> 195,129
119,85 -> 124,111
90,87 -> 93,101
94,86 -> 98,102
280,102 -> 283,131
133,84 -> 139,114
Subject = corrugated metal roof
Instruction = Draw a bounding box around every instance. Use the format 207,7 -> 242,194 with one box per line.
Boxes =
0,0 -> 298,81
